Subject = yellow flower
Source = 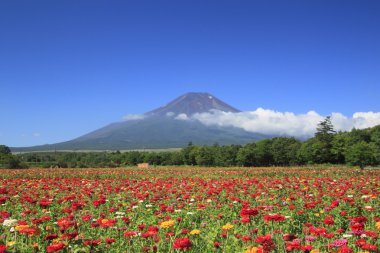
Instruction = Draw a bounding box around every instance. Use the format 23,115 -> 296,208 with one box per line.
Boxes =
15,224 -> 29,231
244,247 -> 258,253
375,221 -> 380,230
6,241 -> 16,247
160,220 -> 175,229
315,213 -> 320,217
222,223 -> 234,230
32,243 -> 39,250
310,250 -> 322,253
190,229 -> 201,235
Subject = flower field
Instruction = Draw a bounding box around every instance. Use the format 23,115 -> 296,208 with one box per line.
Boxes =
0,166 -> 379,252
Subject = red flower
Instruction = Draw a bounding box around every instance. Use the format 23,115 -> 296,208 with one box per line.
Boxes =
283,234 -> 297,241
242,235 -> 252,241
105,238 -> 116,244
240,208 -> 258,217
141,231 -> 157,238
45,233 -> 58,241
173,237 -> 192,250
47,242 -> 65,252
39,199 -> 52,208
123,231 -> 138,237
339,245 -> 353,253
213,242 -> 221,248
264,214 -> 285,222
84,239 -> 101,246
361,244 -> 378,251
0,244 -> 6,253
323,215 -> 334,225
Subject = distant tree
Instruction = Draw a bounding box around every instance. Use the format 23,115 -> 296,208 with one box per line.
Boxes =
214,145 -> 241,166
297,138 -> 320,164
181,142 -> 198,165
236,143 -> 256,166
345,141 -> 376,169
331,132 -> 348,164
0,145 -> 11,155
315,116 -> 336,143
270,137 -> 301,166
195,146 -> 215,166
254,139 -> 273,166
370,125 -> 380,147
0,145 -> 25,169
314,116 -> 336,163
169,151 -> 184,165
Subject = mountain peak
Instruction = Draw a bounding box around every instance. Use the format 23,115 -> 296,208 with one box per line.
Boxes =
146,92 -> 240,116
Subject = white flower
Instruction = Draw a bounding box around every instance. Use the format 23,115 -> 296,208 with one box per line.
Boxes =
342,234 -> 352,238
115,211 -> 125,215
190,198 -> 195,202
187,212 -> 194,215
145,204 -> 152,208
132,206 -> 138,209
175,209 -> 182,212
3,219 -> 18,227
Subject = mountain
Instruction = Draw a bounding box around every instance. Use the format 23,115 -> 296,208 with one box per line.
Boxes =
146,92 -> 240,116
12,92 -> 269,151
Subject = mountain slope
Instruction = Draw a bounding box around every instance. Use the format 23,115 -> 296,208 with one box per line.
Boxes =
11,92 -> 268,151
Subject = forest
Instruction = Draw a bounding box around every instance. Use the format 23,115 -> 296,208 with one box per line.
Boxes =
1,118 -> 379,169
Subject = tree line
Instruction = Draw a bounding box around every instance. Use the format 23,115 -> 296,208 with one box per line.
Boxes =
1,117 -> 380,169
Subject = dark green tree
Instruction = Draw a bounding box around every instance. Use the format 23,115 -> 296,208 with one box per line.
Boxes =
314,116 -> 336,163
236,143 -> 257,166
345,141 -> 376,169
195,146 -> 215,166
0,145 -> 11,155
270,137 -> 301,166
254,139 -> 273,166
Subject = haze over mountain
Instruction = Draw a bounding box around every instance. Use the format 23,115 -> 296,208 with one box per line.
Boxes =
12,93 -> 267,151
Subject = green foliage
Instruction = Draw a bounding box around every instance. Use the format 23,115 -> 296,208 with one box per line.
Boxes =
0,144 -> 26,169
11,124 -> 380,168
271,137 -> 301,166
345,141 -> 376,168
315,116 -> 336,143
0,145 -> 11,155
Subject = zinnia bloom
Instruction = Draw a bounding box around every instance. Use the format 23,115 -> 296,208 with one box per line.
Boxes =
0,244 -> 6,253
46,242 -> 66,252
222,223 -> 234,230
173,237 -> 192,250
160,220 -> 175,228
190,229 -> 201,235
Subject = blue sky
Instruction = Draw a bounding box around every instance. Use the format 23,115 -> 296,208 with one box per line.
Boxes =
1,0 -> 379,147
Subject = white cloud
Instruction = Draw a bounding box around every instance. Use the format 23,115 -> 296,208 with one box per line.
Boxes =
176,108 -> 380,138
33,133 -> 41,137
123,114 -> 145,121
166,112 -> 175,117
175,113 -> 190,121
